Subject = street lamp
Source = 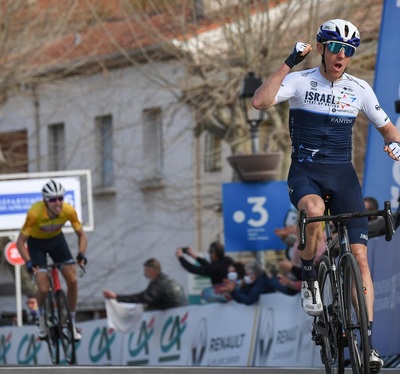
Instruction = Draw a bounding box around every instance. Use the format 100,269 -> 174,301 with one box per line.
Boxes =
228,71 -> 283,182
239,72 -> 264,154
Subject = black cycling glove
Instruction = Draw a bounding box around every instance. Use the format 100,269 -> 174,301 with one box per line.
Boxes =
285,42 -> 309,69
76,252 -> 88,266
26,260 -> 34,274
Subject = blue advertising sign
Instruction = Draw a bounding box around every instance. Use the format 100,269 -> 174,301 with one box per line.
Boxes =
222,181 -> 294,252
0,191 -> 76,215
0,177 -> 82,232
363,0 -> 400,209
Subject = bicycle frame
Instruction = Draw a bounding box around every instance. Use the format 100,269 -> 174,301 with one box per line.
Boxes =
44,263 -> 76,365
50,266 -> 62,293
298,198 -> 395,374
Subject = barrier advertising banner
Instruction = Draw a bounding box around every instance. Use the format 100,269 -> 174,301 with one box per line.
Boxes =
363,0 -> 400,208
222,181 -> 293,252
1,234 -> 400,366
368,233 -> 400,356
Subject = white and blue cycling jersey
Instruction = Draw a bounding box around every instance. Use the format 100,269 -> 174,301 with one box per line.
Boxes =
275,68 -> 390,164
279,67 -> 392,244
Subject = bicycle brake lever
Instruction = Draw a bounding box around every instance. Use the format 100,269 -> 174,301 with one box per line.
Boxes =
79,265 -> 86,277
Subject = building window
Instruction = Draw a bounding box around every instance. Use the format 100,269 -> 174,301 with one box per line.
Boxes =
96,114 -> 114,188
48,123 -> 65,170
0,130 -> 28,173
142,108 -> 163,183
204,132 -> 222,172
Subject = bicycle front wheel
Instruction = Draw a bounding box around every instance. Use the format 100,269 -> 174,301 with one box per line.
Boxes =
44,291 -> 60,364
317,255 -> 344,374
56,290 -> 76,365
341,253 -> 370,374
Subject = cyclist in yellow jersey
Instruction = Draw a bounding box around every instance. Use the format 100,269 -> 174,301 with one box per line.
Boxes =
16,179 -> 87,341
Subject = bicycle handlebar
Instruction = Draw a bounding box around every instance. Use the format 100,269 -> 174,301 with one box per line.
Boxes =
298,200 -> 395,251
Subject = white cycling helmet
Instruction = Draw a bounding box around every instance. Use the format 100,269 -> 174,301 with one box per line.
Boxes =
316,19 -> 360,48
42,179 -> 65,199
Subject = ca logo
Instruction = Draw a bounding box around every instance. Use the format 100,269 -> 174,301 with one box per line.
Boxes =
89,327 -> 115,363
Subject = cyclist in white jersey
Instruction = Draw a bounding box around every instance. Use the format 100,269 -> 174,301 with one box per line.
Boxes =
252,19 -> 400,372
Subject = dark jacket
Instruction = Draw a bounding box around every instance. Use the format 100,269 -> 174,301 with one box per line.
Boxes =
231,273 -> 276,305
116,273 -> 187,310
178,255 -> 233,285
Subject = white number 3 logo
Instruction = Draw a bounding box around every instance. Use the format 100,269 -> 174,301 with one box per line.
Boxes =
247,196 -> 268,227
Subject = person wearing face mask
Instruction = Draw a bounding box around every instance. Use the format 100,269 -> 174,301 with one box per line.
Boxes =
201,261 -> 246,303
226,262 -> 246,286
222,260 -> 276,305
103,258 -> 187,311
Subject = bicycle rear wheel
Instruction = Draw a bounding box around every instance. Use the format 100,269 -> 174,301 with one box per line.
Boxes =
316,255 -> 345,374
341,253 -> 370,374
44,291 -> 60,364
56,290 -> 76,365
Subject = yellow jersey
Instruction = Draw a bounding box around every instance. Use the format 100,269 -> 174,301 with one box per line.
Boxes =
21,201 -> 82,239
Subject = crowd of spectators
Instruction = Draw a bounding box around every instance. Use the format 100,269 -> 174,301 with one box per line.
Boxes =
103,200 -> 373,311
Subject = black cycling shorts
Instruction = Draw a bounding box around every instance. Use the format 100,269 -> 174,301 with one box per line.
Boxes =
27,233 -> 74,270
287,162 -> 368,245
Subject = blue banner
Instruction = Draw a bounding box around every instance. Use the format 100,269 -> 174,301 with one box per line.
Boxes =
363,0 -> 400,209
0,191 -> 76,215
222,181 -> 294,252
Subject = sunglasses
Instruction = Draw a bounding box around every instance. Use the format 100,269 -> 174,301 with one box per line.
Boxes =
324,41 -> 356,57
48,196 -> 64,203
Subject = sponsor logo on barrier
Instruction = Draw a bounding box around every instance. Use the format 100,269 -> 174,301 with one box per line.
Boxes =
255,307 -> 274,365
159,312 -> 188,363
17,334 -> 41,365
209,333 -> 245,351
89,327 -> 116,363
127,317 -> 155,365
188,317 -> 207,365
0,333 -> 12,364
297,316 -> 313,361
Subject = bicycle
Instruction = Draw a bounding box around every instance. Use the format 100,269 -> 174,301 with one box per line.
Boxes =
298,194 -> 395,374
42,261 -> 79,365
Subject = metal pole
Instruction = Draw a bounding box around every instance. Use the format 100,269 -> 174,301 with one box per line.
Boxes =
15,265 -> 23,327
249,121 -> 265,268
249,122 -> 260,154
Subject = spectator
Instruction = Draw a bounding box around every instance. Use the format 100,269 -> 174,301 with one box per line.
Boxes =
226,262 -> 246,286
175,241 -> 233,286
103,258 -> 187,311
202,261 -> 246,303
222,260 -> 276,305
364,196 -> 386,238
24,294 -> 39,325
